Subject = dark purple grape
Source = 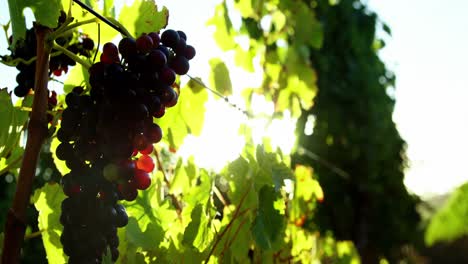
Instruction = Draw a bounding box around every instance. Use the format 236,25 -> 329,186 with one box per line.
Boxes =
148,49 -> 167,70
175,38 -> 187,55
158,85 -> 177,106
157,45 -> 170,59
118,37 -> 137,59
14,86 -> 30,97
184,45 -> 196,60
161,29 -> 180,49
103,42 -> 119,58
82,38 -> 94,50
170,56 -> 190,75
148,32 -> 161,48
159,67 -> 176,85
177,30 -> 187,41
136,34 -> 153,54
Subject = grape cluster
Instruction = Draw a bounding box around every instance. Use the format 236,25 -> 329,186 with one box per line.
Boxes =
9,22 -> 94,97
57,29 -> 195,263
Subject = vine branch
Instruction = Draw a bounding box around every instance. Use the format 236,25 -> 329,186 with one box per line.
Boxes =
72,0 -> 132,37
154,149 -> 183,216
2,25 -> 52,264
204,185 -> 252,263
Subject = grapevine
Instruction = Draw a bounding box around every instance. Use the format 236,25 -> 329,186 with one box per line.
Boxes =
57,30 -> 196,262
7,12 -> 94,97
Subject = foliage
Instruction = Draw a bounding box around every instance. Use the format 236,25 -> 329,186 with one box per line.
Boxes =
425,182 -> 468,246
292,0 -> 421,262
206,0 -> 322,116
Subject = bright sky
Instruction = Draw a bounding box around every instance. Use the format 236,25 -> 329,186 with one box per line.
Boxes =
1,0 -> 467,197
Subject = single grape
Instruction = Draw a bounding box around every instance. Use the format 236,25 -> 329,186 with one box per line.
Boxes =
161,29 -> 180,49
14,85 -> 30,97
118,183 -> 138,201
148,49 -> 167,70
146,123 -> 162,143
153,106 -> 166,118
175,38 -> 187,55
136,34 -> 154,54
184,45 -> 196,60
177,30 -> 187,41
118,37 -> 137,59
136,154 -> 155,173
148,32 -> 161,48
103,42 -> 119,58
131,169 -> 151,190
170,55 -> 190,75
159,67 -> 176,85
139,144 -> 154,155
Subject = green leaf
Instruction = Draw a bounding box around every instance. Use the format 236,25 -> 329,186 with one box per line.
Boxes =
7,0 -> 62,44
119,0 -> 168,38
32,182 -> 67,263
0,90 -> 30,158
182,204 -> 213,251
425,182 -> 468,245
50,136 -> 70,176
209,58 -> 233,96
68,0 -> 118,44
234,46 -> 255,72
157,83 -> 208,148
251,185 -> 285,250
126,217 -> 165,249
206,2 -> 236,51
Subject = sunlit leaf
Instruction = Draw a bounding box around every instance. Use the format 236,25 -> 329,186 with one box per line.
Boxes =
7,0 -> 62,44
50,136 -> 70,176
119,0 -> 168,38
206,2 -> 235,51
209,58 -> 232,96
426,182 -> 468,246
157,83 -> 208,148
32,183 -> 67,263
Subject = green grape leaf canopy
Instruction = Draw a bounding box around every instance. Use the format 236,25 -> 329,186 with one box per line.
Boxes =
251,185 -> 285,250
7,0 -> 62,44
33,183 -> 67,264
119,0 -> 169,37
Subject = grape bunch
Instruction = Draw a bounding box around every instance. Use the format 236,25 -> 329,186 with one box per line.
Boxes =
57,29 -> 195,263
9,14 -> 95,97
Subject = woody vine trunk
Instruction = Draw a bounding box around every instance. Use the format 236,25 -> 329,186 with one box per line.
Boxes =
2,25 -> 52,264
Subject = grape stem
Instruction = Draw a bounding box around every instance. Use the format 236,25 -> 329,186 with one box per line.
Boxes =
49,18 -> 98,41
52,42 -> 92,69
204,186 -> 252,263
2,25 -> 52,264
72,0 -> 132,38
0,50 -> 62,67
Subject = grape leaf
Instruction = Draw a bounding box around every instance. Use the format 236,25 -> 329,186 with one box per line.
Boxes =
50,136 -> 71,176
7,0 -> 62,44
157,83 -> 208,148
126,217 -> 165,249
0,90 -> 30,159
32,182 -> 67,263
206,2 -> 236,51
251,185 -> 285,251
67,0 -> 118,45
209,58 -> 233,96
182,204 -> 213,252
119,0 -> 169,38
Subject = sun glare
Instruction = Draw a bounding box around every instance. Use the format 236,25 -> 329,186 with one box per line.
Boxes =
178,91 -> 297,171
